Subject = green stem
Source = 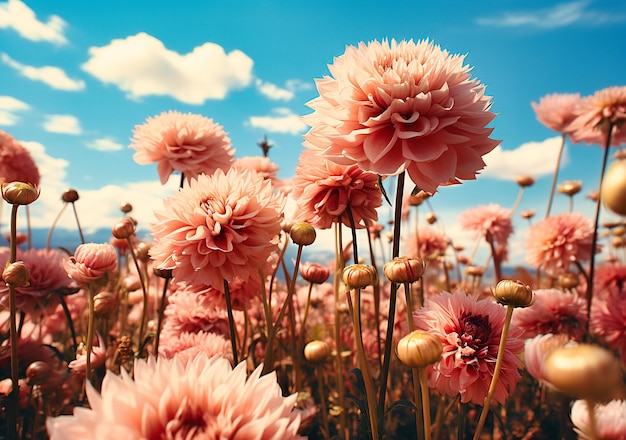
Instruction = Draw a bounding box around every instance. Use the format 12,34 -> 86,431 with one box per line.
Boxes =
223,279 -> 239,365
153,276 -> 171,357
71,201 -> 85,244
85,284 -> 96,385
405,282 -> 424,440
545,133 -> 566,219
127,237 -> 150,351
419,367 -> 432,440
332,222 -> 348,439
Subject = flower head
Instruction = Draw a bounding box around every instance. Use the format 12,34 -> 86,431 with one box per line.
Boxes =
590,287 -> 626,364
567,86 -> 626,146
403,225 -> 449,261
130,111 -> 234,184
0,130 -> 40,186
525,213 -> 595,276
459,204 -> 513,245
303,39 -> 499,193
150,168 -> 284,289
523,333 -> 575,386
413,291 -> 524,405
571,399 -> 626,440
290,149 -> 382,230
46,354 -> 304,439
63,243 -> 118,287
531,93 -> 581,133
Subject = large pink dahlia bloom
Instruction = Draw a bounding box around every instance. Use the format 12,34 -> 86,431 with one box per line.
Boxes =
413,291 -> 524,405
303,39 -> 499,194
0,130 -> 40,186
525,213 -> 595,276
567,86 -> 626,146
150,168 -> 285,289
290,149 -> 382,229
458,204 -> 513,245
130,110 -> 234,184
46,354 -> 304,439
531,93 -> 581,133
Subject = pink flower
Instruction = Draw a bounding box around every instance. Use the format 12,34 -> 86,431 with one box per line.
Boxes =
413,291 -> 524,405
525,213 -> 595,276
130,110 -> 234,184
523,333 -> 575,386
231,156 -> 282,188
459,204 -> 513,245
403,225 -> 449,261
46,354 -> 304,439
150,168 -> 284,289
590,288 -> 626,363
531,93 -> 581,133
158,331 -> 232,365
0,130 -> 40,185
512,289 -> 587,341
63,243 -> 118,286
302,39 -> 499,194
594,263 -> 626,298
571,399 -> 626,440
567,86 -> 626,146
290,149 -> 382,229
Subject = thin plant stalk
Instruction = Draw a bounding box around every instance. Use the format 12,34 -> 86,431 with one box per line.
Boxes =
316,364 -> 331,439
126,237 -> 150,349
332,221 -> 348,439
71,201 -> 85,244
545,133 -> 566,218
365,220 -> 382,365
404,281 -> 425,440
26,205 -> 32,249
85,284 -> 97,385
510,187 -> 525,217
153,276 -> 171,357
7,204 -> 20,439
46,202 -> 68,249
472,304 -> 515,440
418,367 -> 433,440
223,278 -> 239,365
286,243 -> 305,390
585,399 -> 600,440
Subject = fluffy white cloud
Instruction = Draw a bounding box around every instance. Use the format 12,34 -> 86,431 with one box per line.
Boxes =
81,32 -> 254,104
481,137 -> 567,180
255,79 -> 294,101
477,1 -> 625,28
43,114 -> 82,135
1,53 -> 85,91
0,0 -> 67,45
248,108 -> 307,134
86,138 -> 124,152
0,95 -> 29,125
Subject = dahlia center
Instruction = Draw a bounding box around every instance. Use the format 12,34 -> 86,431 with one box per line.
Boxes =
455,312 -> 492,363
200,198 -> 233,235
164,403 -> 208,439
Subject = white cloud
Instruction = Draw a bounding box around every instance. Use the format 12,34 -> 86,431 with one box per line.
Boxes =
81,32 -> 254,104
86,138 -> 124,152
248,108 -> 307,134
255,79 -> 294,101
285,79 -> 313,92
43,114 -> 82,135
481,136 -> 567,181
1,53 -> 85,91
0,0 -> 67,45
0,95 -> 29,125
477,1 -> 626,29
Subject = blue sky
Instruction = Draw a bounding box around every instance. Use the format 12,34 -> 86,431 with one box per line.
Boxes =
1,0 -> 625,264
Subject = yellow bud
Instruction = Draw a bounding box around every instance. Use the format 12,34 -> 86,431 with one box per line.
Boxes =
557,272 -> 580,289
557,180 -> 582,196
112,217 -> 136,239
2,261 -> 30,288
396,331 -> 443,368
290,221 -> 316,246
602,160 -> 626,216
304,340 -> 332,363
342,264 -> 377,289
383,256 -> 425,284
2,182 -> 40,205
515,175 -> 536,188
492,279 -> 535,308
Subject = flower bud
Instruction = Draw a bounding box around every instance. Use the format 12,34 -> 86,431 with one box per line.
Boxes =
425,212 -> 437,224
384,256 -> 425,284
515,175 -> 536,188
557,180 -> 582,196
343,264 -> 377,289
304,340 -> 332,363
602,160 -> 626,216
120,202 -> 133,213
2,182 -> 40,205
396,331 -> 443,368
2,261 -> 30,288
613,225 -> 626,237
520,209 -> 535,220
300,262 -> 330,284
492,279 -> 534,308
94,291 -> 118,318
61,189 -> 79,203
465,265 -> 485,277
154,268 -> 173,279
557,271 -> 580,289
543,344 -> 622,401
112,218 -> 136,239
135,242 -> 151,263
25,361 -> 52,385
290,221 -> 316,246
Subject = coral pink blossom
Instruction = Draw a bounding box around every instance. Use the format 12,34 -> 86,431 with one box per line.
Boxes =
158,331 -> 232,365
525,213 -> 595,276
531,93 -> 581,133
0,130 -> 40,185
523,333 -> 575,386
459,204 -> 513,245
413,291 -> 524,405
63,243 -> 118,286
290,149 -> 382,229
404,225 -> 449,261
594,263 -> 626,298
571,399 -> 626,440
150,168 -> 284,290
512,289 -> 587,341
302,39 -> 499,194
46,354 -> 304,439
590,288 -> 626,364
130,111 -> 234,184
567,86 -> 626,146
232,156 -> 282,188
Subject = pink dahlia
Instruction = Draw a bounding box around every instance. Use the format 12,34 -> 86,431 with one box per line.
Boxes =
46,354 -> 304,439
594,263 -> 626,298
571,399 -> 626,440
567,86 -> 626,146
158,331 -> 232,365
590,288 -> 626,363
150,168 -> 284,289
63,243 -> 118,287
0,130 -> 40,185
290,149 -> 382,229
512,289 -> 587,341
403,225 -> 449,261
525,213 -> 595,276
130,110 -> 234,184
413,291 -> 524,405
523,333 -> 575,386
302,39 -> 499,194
231,156 -> 281,188
531,93 -> 581,133
458,204 -> 513,245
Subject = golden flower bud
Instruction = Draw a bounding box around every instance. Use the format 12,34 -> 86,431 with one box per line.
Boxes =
300,262 -> 330,284
557,180 -> 582,196
515,175 -> 536,188
612,236 -> 625,248
61,188 -> 79,203
120,202 -> 133,213
135,242 -> 151,263
384,256 -> 425,284
112,218 -> 136,239
2,182 -> 40,205
396,331 -> 443,368
2,261 -> 30,288
465,265 -> 485,277
26,361 -> 52,385
492,279 -> 535,308
520,209 -> 535,220
602,160 -> 626,216
290,221 -> 316,246
94,291 -> 118,318
425,212 -> 437,224
613,225 -> 626,237
557,271 -> 580,289
304,340 -> 332,363
543,344 -> 622,401
154,268 -> 173,279
343,264 -> 377,289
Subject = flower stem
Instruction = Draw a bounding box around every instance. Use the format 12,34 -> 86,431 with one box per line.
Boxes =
223,278 -> 239,365
71,201 -> 85,244
545,133 -> 566,219
127,237 -> 150,352
585,399 -> 599,440
332,221 -> 348,439
404,282 -> 425,440
153,276 -> 171,357
316,364 -> 331,439
419,367 -> 432,440
7,204 -> 20,439
85,284 -> 96,385
472,304 -> 514,440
